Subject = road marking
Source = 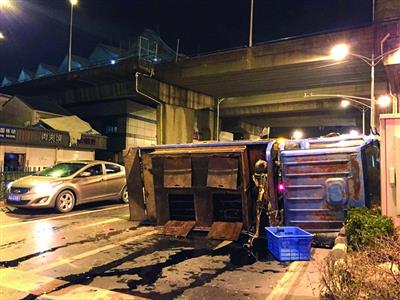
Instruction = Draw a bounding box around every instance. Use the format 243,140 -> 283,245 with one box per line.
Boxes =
78,215 -> 130,229
0,268 -> 143,299
265,261 -> 305,300
0,267 -> 65,294
30,229 -> 158,273
40,283 -> 145,299
0,204 -> 128,229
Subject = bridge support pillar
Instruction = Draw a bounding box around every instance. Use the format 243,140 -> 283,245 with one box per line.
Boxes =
163,104 -> 195,144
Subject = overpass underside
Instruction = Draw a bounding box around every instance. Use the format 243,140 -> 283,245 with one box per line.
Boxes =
152,24 -> 398,139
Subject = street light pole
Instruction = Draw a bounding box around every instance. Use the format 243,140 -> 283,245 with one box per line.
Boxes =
216,98 -> 225,141
249,0 -> 254,47
329,42 -> 400,133
68,0 -> 78,72
304,93 -> 391,136
370,52 -> 375,130
362,107 -> 366,136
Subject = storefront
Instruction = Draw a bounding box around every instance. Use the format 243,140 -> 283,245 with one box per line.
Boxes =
0,124 -> 107,171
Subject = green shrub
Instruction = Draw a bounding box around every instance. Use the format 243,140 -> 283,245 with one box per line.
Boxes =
345,208 -> 395,250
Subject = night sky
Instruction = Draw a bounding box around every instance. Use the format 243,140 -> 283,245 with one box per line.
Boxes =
0,0 -> 373,78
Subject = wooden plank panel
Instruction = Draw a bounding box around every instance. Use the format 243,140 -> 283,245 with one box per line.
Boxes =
142,153 -> 156,221
164,157 -> 192,188
207,222 -> 243,241
195,190 -> 213,227
124,148 -> 146,221
207,157 -> 239,190
163,220 -> 196,237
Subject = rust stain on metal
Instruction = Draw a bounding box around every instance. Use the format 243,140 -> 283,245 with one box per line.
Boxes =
349,155 -> 361,200
207,222 -> 243,241
124,148 -> 146,221
163,157 -> 192,188
151,145 -> 247,155
163,220 -> 196,237
142,154 -> 156,221
207,157 -> 239,190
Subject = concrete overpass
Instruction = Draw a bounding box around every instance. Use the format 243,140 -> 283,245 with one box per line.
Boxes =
115,0 -> 397,140
1,0 -> 400,157
149,3 -> 400,139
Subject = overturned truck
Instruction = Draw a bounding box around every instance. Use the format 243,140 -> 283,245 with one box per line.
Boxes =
125,136 -> 379,239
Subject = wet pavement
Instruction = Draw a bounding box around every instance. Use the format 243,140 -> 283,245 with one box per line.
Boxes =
0,201 -> 325,299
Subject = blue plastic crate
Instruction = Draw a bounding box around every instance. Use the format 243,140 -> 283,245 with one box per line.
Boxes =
265,226 -> 313,261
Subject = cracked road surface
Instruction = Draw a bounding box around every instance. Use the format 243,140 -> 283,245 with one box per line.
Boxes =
0,201 -> 324,299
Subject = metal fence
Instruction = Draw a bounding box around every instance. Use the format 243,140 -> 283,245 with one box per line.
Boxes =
0,170 -> 37,200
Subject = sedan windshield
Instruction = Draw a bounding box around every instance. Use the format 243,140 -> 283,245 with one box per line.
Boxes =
34,163 -> 86,178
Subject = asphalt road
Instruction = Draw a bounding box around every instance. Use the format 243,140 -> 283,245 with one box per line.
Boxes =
0,201 -> 324,299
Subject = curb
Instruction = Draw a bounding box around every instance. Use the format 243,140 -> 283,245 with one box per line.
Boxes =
327,226 -> 348,262
320,227 -> 349,298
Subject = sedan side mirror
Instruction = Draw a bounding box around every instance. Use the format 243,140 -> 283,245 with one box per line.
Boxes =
79,171 -> 91,178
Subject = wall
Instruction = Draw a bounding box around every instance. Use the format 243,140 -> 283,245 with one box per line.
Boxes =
67,99 -> 157,152
125,101 -> 157,148
56,149 -> 94,162
380,114 -> 400,226
0,144 -> 94,171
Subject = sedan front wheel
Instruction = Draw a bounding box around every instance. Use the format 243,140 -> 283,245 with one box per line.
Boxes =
55,190 -> 76,213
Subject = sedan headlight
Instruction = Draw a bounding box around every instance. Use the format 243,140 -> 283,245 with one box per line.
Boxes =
32,182 -> 62,194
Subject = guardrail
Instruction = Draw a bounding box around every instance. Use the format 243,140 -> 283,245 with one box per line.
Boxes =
0,169 -> 38,200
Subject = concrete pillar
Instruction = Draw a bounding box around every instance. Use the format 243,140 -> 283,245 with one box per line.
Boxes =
195,109 -> 215,141
375,0 -> 400,22
163,104 -> 195,144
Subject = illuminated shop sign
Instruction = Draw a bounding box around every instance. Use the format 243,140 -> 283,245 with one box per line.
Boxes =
0,126 -> 17,140
41,132 -> 63,144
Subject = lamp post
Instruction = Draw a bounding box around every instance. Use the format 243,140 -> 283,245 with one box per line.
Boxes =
216,98 -> 226,141
330,43 -> 400,132
304,92 -> 392,135
341,99 -> 370,136
68,0 -> 78,72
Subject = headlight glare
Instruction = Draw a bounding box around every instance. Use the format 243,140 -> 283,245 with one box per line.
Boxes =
6,182 -> 13,190
32,182 -> 62,194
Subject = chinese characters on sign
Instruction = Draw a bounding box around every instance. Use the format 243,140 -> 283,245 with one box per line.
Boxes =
77,137 -> 96,146
0,127 -> 17,139
41,132 -> 63,144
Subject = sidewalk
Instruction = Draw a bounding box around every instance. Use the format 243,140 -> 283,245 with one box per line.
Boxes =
266,248 -> 330,300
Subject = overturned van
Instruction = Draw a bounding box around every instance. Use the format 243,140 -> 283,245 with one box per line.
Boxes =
124,135 -> 379,237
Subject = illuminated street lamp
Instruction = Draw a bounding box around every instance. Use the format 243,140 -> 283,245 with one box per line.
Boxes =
330,44 -> 349,61
292,130 -> 304,140
329,41 -> 400,132
0,0 -> 12,9
0,32 -> 5,40
68,0 -> 78,72
377,94 -> 391,107
339,96 -> 390,135
340,99 -> 350,108
304,92 -> 392,136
